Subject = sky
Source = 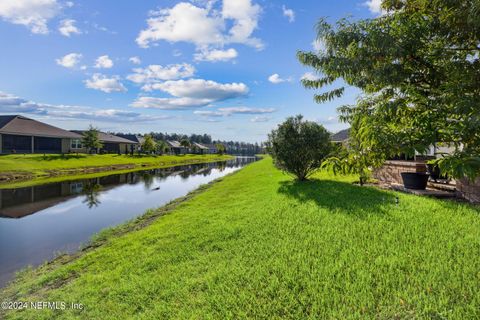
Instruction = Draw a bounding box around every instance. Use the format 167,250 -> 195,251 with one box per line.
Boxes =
0,0 -> 381,143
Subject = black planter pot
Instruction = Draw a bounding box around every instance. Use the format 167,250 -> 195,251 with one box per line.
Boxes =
401,172 -> 430,190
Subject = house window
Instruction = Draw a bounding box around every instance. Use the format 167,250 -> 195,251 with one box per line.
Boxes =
71,139 -> 82,149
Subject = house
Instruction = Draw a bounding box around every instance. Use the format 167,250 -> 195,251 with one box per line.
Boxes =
192,142 -> 209,154
116,134 -> 145,152
166,140 -> 188,155
72,131 -> 139,154
0,115 -> 83,154
331,128 -> 350,144
204,143 -> 218,154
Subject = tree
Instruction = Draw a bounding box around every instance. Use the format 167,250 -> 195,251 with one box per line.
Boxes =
215,143 -> 226,155
297,0 -> 480,180
267,115 -> 331,181
141,134 -> 157,154
82,125 -> 103,154
180,139 -> 190,151
156,140 -> 169,155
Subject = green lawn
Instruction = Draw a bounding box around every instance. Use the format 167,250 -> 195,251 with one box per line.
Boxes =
0,153 -> 232,182
1,158 -> 479,319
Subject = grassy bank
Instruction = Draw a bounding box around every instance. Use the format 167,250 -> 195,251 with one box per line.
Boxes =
0,154 -> 232,185
1,158 -> 479,319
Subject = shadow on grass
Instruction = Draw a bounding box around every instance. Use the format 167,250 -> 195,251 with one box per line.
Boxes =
277,178 -> 396,216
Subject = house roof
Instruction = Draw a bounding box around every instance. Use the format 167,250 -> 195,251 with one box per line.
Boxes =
116,134 -> 145,144
192,142 -> 209,150
72,130 -> 138,144
0,115 -> 82,139
331,128 -> 350,142
166,140 -> 183,148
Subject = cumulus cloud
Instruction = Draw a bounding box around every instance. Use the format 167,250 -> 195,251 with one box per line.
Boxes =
0,0 -> 62,34
94,55 -> 114,69
132,79 -> 249,110
129,56 -> 141,65
131,97 -> 211,110
365,0 -> 384,15
136,0 -> 263,54
218,106 -> 275,115
194,48 -> 238,62
0,91 -> 168,123
84,74 -> 127,93
56,53 -> 82,68
282,5 -> 295,23
301,72 -> 319,81
193,110 -> 225,117
58,19 -> 80,37
251,115 -> 271,122
127,63 -> 195,85
268,73 -> 291,84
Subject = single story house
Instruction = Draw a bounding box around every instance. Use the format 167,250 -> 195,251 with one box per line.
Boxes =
71,131 -> 139,154
0,115 -> 83,154
166,140 -> 188,155
192,142 -> 209,154
116,134 -> 145,152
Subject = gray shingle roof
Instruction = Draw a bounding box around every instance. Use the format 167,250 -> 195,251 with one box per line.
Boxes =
331,128 -> 350,142
192,142 -> 209,150
0,115 -> 82,139
72,131 -> 138,144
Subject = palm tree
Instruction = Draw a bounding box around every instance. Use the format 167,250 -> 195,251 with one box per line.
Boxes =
180,139 -> 191,154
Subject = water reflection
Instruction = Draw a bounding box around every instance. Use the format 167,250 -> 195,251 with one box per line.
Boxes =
0,157 -> 257,287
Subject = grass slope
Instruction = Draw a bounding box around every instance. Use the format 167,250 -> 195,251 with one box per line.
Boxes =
0,154 -> 232,183
1,158 -> 479,319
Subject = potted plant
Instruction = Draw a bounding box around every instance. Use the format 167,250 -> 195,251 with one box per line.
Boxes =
400,172 -> 430,190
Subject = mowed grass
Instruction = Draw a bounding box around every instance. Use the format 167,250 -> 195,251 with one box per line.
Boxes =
1,158 -> 480,319
0,153 -> 232,177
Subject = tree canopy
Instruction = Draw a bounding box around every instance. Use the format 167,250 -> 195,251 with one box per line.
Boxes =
141,135 -> 157,154
82,125 -> 103,154
267,115 -> 331,181
298,0 -> 480,179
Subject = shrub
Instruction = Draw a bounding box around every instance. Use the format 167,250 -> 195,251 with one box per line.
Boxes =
267,115 -> 331,181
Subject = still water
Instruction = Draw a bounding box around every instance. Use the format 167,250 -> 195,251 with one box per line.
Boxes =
0,157 -> 257,287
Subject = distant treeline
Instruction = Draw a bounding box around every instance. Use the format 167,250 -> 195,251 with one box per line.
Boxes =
113,132 -> 265,155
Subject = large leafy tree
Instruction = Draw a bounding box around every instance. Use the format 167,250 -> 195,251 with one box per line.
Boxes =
82,125 -> 103,154
267,115 -> 331,181
141,134 -> 157,154
298,0 -> 480,179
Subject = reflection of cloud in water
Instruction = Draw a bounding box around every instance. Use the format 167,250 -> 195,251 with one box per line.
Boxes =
41,202 -> 83,215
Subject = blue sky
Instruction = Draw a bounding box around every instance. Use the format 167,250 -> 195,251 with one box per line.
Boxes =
0,0 -> 380,142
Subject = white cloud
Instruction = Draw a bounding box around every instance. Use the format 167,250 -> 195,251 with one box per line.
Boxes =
268,73 -> 291,84
194,110 -> 225,117
136,0 -> 263,52
84,74 -> 127,93
145,79 -> 248,101
282,5 -> 295,23
365,0 -> 384,15
194,48 -> 238,62
129,56 -> 141,65
0,91 -> 168,123
56,53 -> 82,68
131,97 -> 211,110
127,63 -> 195,85
94,55 -> 114,69
251,115 -> 271,122
58,19 -> 80,37
0,0 -> 61,34
301,72 -> 319,81
132,79 -> 249,110
218,106 -> 275,114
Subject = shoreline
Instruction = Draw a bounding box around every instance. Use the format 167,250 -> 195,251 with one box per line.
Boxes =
0,154 -> 234,189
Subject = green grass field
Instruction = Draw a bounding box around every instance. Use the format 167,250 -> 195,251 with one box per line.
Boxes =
0,153 -> 232,183
1,158 -> 479,319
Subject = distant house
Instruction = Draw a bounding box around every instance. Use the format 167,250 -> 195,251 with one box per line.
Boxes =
331,128 -> 350,144
166,140 -> 188,155
192,142 -> 209,154
72,131 -> 139,154
0,115 -> 83,154
204,144 -> 218,154
116,134 -> 145,152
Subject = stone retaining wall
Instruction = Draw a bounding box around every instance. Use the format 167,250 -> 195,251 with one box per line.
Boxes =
456,178 -> 480,203
373,160 -> 427,185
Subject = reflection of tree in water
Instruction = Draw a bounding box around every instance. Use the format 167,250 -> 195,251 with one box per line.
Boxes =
216,161 -> 227,172
142,172 -> 155,190
82,180 -> 102,209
